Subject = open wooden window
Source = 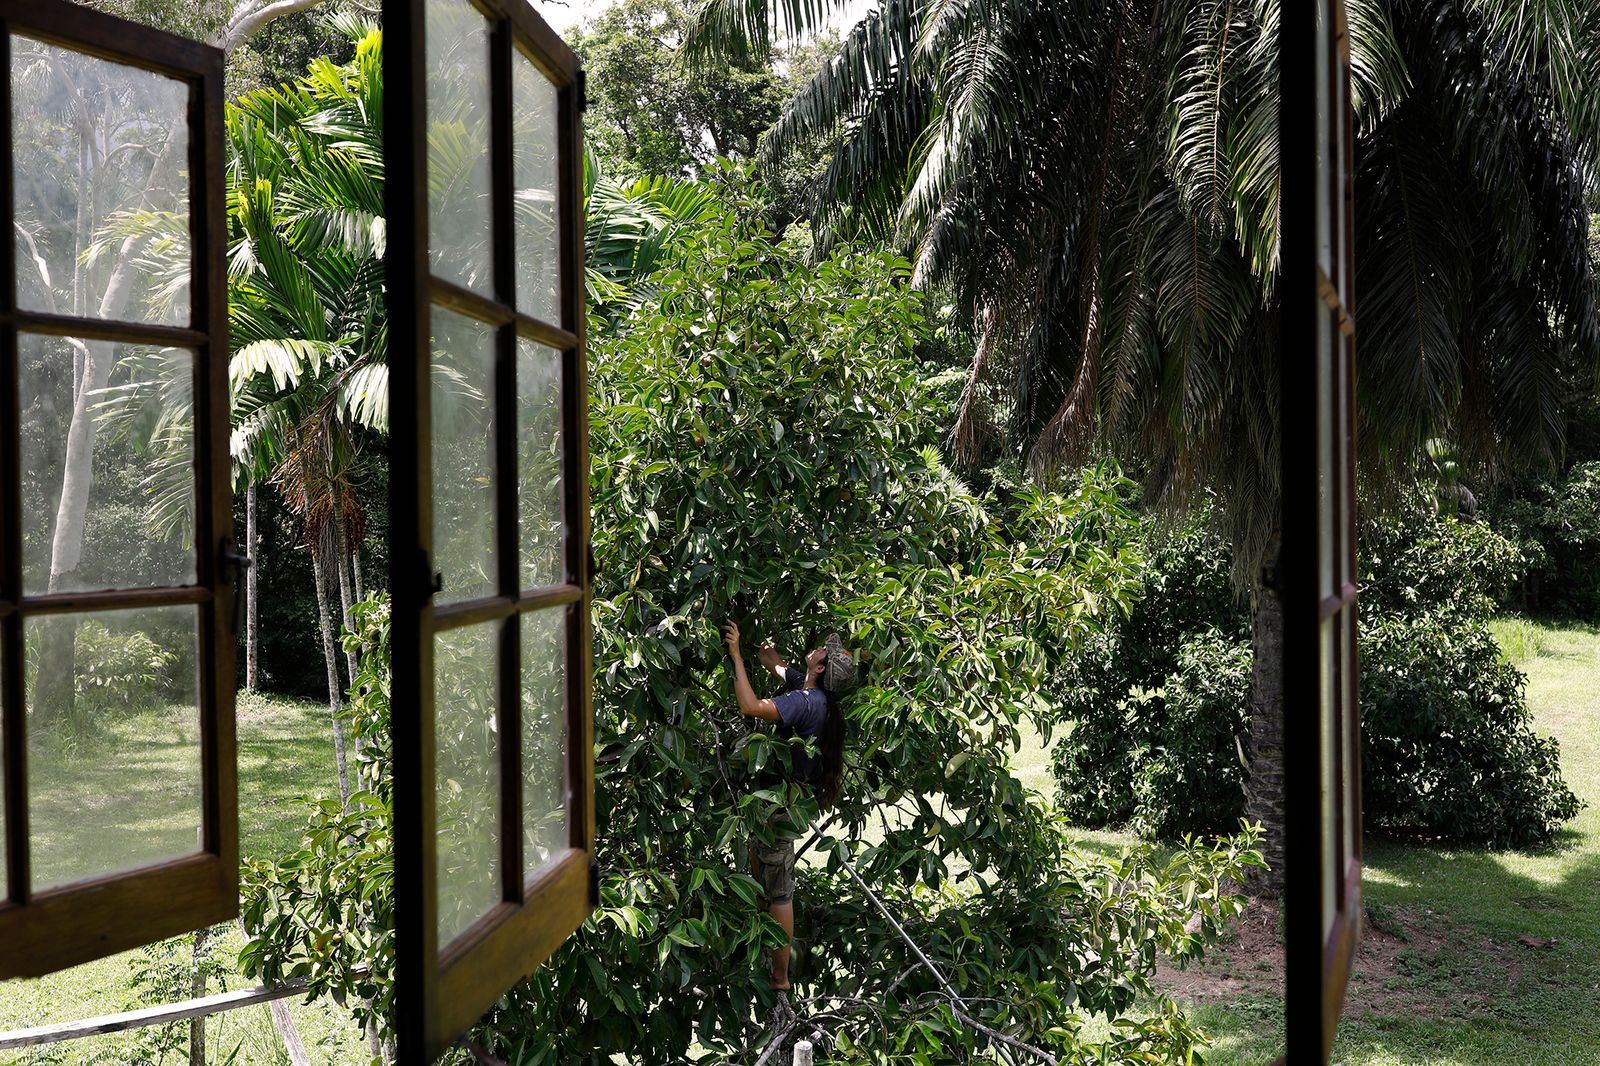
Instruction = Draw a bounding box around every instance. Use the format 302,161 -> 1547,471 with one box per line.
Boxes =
0,0 -> 234,979
1283,0 -> 1361,1060
385,0 -> 592,1057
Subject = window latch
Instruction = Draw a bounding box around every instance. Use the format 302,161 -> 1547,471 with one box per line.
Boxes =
220,537 -> 253,632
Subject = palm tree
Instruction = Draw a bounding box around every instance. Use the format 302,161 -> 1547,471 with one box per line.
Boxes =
227,15 -> 388,802
688,0 -> 1600,887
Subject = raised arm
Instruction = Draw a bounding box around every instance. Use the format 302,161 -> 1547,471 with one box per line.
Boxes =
756,641 -> 790,684
723,622 -> 779,721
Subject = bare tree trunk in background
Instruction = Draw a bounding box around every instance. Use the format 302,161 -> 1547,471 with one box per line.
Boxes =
188,926 -> 210,1066
246,482 -> 260,689
351,534 -> 365,601
36,102 -> 178,722
332,495 -> 363,758
332,495 -> 359,688
311,535 -> 351,806
1244,545 -> 1285,895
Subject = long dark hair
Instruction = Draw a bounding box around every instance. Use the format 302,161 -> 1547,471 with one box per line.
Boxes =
815,687 -> 846,809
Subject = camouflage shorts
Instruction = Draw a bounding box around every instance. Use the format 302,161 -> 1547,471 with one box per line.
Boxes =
749,834 -> 796,905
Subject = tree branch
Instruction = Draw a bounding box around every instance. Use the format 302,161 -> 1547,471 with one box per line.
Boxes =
212,0 -> 328,53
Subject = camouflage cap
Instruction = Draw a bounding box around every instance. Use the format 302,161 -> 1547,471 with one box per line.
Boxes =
822,632 -> 856,693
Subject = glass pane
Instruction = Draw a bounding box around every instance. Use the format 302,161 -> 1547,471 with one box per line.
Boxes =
12,38 -> 190,326
512,52 -> 560,323
522,607 -> 567,881
20,334 -> 195,595
435,620 -> 502,949
431,307 -> 496,603
518,338 -> 563,589
26,605 -> 201,890
426,0 -> 493,294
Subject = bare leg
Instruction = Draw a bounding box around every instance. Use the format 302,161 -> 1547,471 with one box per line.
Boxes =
768,901 -> 794,991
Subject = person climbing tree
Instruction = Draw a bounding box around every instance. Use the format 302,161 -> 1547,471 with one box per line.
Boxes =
721,621 -> 854,992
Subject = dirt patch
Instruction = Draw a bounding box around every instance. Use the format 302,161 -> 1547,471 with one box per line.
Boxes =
1154,899 -> 1533,1021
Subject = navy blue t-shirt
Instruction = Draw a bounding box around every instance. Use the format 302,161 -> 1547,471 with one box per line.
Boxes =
772,666 -> 828,783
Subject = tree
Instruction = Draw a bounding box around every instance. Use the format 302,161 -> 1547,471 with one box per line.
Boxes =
225,15 -> 387,802
688,0 -> 1600,889
464,172 -> 1263,1064
572,0 -> 791,179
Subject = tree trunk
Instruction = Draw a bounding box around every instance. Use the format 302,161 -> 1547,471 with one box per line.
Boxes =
246,482 -> 260,690
352,538 -> 365,602
311,536 -> 351,806
37,143 -> 168,721
331,494 -> 360,689
332,495 -> 363,760
1244,566 -> 1286,895
188,926 -> 209,1066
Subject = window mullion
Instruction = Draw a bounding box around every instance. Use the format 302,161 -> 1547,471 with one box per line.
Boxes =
0,19 -> 26,911
556,72 -> 592,861
490,13 -> 524,907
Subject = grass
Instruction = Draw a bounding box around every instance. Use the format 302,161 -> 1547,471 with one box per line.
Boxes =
1,690 -> 369,1065
1487,615 -> 1551,664
1064,617 -> 1600,1066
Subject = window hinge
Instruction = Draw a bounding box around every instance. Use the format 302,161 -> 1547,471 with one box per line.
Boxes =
588,858 -> 600,907
577,68 -> 588,114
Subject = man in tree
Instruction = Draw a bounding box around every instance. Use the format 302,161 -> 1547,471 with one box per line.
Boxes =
721,621 -> 853,991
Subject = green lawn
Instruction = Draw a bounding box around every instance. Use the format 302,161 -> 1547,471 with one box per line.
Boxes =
1016,617 -> 1600,1066
2,691 -> 369,1065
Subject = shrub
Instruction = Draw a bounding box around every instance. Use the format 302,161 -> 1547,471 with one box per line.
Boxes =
1360,612 -> 1580,846
72,620 -> 179,713
1055,502 -> 1582,848
1359,501 -> 1528,621
1127,635 -> 1252,840
1053,510 -> 1249,834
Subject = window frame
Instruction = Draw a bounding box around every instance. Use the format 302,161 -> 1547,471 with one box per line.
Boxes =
1283,0 -> 1362,1060
385,0 -> 593,1057
0,0 -> 235,979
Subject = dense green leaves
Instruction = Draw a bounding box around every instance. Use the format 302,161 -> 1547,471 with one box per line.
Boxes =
226,19 -> 387,489
472,179 -> 1261,1064
573,0 -> 791,180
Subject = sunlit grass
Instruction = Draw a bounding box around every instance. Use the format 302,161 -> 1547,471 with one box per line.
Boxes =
0,691 -> 368,1065
1157,618 -> 1600,1066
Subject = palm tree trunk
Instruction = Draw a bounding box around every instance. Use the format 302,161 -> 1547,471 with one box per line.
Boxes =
1244,565 -> 1285,895
246,482 -> 260,690
310,535 -> 351,806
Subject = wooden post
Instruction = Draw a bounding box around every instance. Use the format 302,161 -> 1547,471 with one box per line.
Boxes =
793,1039 -> 813,1066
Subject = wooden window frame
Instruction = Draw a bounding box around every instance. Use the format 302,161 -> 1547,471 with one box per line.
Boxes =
0,0 -> 234,979
386,0 -> 593,1058
1282,0 -> 1362,1061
